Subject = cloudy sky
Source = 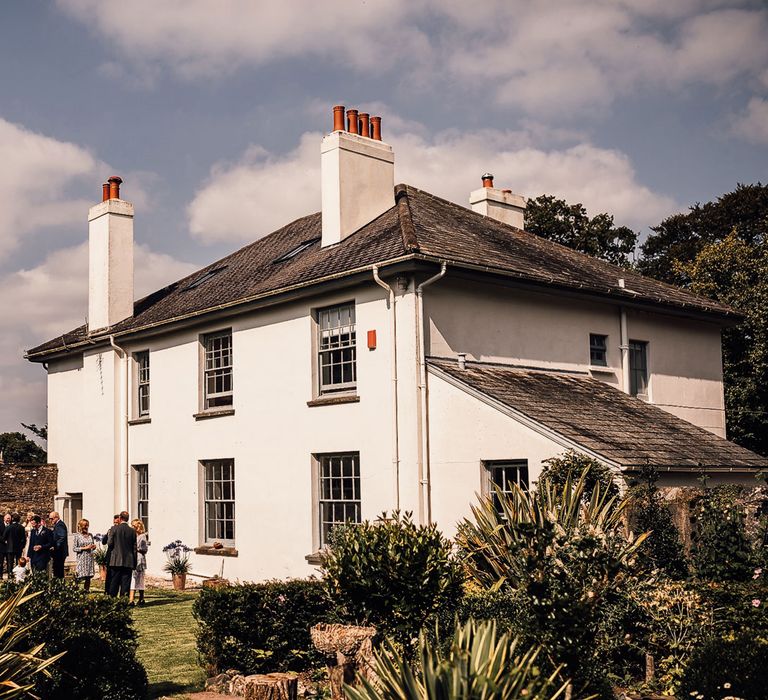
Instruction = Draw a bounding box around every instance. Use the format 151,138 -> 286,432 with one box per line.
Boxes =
2,0 -> 767,434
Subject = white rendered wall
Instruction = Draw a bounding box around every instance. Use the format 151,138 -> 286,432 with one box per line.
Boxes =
424,279 -> 726,435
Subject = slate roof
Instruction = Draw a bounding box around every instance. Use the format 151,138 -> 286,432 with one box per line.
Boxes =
28,184 -> 736,359
429,357 -> 767,470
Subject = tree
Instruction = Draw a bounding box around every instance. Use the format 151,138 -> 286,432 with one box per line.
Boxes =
677,233 -> 768,455
21,423 -> 47,442
525,194 -> 638,267
0,430 -> 47,463
638,183 -> 768,284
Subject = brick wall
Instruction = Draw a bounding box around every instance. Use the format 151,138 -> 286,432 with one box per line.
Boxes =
0,463 -> 58,516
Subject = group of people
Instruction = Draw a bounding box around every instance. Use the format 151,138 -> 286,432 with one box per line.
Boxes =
0,509 -> 149,605
0,510 -> 69,581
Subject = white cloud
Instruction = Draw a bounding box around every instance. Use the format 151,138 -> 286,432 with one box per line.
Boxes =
188,121 -> 677,245
57,1 -> 768,115
731,97 -> 768,144
0,242 -> 196,432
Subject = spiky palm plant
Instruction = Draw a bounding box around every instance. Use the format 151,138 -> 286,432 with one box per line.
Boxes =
345,619 -> 572,700
0,586 -> 63,699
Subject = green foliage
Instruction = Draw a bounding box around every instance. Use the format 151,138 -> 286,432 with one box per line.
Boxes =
538,450 -> 619,503
0,577 -> 147,700
0,586 -> 63,699
691,485 -> 754,581
639,182 -> 768,285
322,511 -> 464,649
0,431 -> 46,464
629,465 -> 688,579
455,473 -> 648,698
20,423 -> 47,443
525,194 -> 637,267
193,578 -> 332,676
345,619 -> 571,700
680,635 -> 768,700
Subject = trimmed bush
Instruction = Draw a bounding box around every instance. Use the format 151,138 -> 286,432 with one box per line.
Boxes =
680,634 -> 768,700
0,576 -> 147,700
322,511 -> 464,650
193,578 -> 332,675
538,450 -> 619,503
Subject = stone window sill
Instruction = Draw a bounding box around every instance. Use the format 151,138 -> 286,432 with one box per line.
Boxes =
306,394 -> 360,408
193,409 -> 235,421
128,417 -> 151,426
194,546 -> 238,557
588,366 -> 615,374
305,551 -> 324,565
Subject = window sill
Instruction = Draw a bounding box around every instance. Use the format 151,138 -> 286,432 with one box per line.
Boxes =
306,394 -> 360,408
588,366 -> 615,374
194,545 -> 238,557
127,417 -> 151,426
305,551 -> 324,565
193,409 -> 235,421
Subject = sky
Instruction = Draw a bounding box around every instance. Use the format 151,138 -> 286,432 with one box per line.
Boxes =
1,0 -> 767,435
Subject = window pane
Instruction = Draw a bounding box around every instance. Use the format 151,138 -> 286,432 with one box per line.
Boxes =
319,453 -> 360,547
318,304 -> 356,393
202,459 -> 235,544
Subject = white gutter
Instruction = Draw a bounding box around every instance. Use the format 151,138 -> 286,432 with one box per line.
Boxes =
415,262 -> 447,524
109,335 -> 130,512
372,266 -> 400,510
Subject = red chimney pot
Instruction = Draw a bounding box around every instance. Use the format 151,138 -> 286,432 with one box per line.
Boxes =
481,173 -> 494,188
370,116 -> 382,141
347,109 -> 359,134
108,176 -> 123,200
332,105 -> 345,132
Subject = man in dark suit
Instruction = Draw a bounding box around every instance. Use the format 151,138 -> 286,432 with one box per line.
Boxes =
49,511 -> 69,578
1,513 -> 11,578
103,514 -> 120,593
107,511 -> 136,597
3,513 -> 26,578
27,515 -> 54,573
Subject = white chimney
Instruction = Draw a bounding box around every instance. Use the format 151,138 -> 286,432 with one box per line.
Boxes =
321,106 -> 395,247
469,173 -> 527,229
88,176 -> 134,332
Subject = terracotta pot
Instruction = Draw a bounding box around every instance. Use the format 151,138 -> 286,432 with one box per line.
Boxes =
172,573 -> 187,590
99,565 -> 107,582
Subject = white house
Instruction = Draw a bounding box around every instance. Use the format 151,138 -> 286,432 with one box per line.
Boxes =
26,106 -> 767,580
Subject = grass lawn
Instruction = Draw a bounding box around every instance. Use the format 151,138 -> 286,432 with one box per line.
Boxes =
131,588 -> 207,699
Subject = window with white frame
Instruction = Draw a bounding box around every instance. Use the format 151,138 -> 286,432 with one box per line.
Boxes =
135,351 -> 150,416
133,464 -> 149,534
589,334 -> 608,366
629,340 -> 648,397
203,331 -> 233,409
317,453 -> 360,547
317,304 -> 356,394
484,460 -> 529,515
202,459 -> 235,545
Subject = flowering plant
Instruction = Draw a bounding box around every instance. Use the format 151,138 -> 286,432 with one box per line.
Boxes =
91,535 -> 108,566
163,539 -> 193,575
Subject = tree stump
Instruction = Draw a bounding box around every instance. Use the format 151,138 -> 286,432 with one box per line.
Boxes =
311,623 -> 377,700
242,672 -> 297,700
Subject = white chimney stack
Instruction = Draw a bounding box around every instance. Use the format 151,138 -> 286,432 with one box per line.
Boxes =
470,173 -> 527,230
88,176 -> 134,332
321,106 -> 395,247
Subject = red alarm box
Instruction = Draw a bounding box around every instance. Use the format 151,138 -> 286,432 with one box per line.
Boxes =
367,330 -> 377,350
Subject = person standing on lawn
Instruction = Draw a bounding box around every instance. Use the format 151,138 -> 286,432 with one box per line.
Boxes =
49,511 -> 69,578
73,518 -> 97,591
1,513 -> 11,578
27,515 -> 53,573
103,513 -> 120,592
129,519 -> 148,606
3,513 -> 25,580
107,511 -> 136,597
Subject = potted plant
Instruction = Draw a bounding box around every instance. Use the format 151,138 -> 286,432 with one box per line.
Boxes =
163,540 -> 193,590
93,539 -> 109,581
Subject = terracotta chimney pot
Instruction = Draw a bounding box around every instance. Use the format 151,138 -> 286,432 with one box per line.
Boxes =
482,173 -> 494,188
333,105 -> 345,132
370,116 -> 382,141
108,175 -> 123,200
359,113 -> 370,138
347,109 -> 359,134
102,183 -> 110,202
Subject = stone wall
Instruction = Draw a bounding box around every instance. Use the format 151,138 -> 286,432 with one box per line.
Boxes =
0,463 -> 58,516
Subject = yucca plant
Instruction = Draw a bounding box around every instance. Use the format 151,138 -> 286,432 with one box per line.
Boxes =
454,470 -> 648,699
0,585 -> 63,699
345,619 -> 572,700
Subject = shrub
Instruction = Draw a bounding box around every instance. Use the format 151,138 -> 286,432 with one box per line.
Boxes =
345,619 -> 570,700
692,485 -> 754,581
193,578 -> 332,675
0,576 -> 147,700
630,465 -> 688,579
455,472 -> 648,699
538,450 -> 619,503
680,634 -> 768,700
322,511 -> 464,650
0,586 -> 63,698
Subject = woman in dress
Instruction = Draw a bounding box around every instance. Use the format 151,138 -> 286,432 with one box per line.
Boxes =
130,519 -> 148,606
73,518 -> 96,591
